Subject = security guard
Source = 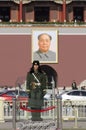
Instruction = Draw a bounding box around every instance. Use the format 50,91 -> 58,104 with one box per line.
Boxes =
26,60 -> 48,121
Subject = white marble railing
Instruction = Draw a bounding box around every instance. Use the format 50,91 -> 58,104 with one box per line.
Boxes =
0,99 -> 86,121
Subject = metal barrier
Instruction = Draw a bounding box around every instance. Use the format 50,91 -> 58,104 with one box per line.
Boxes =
62,100 -> 86,120
0,99 -> 86,121
4,100 -> 28,120
1,98 -> 86,129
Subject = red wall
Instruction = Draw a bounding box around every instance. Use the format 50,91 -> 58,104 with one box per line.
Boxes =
0,35 -> 31,86
57,35 -> 86,87
0,34 -> 86,87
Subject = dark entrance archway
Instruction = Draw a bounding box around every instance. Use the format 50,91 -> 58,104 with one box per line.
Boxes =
0,7 -> 10,22
34,7 -> 49,22
73,7 -> 83,21
41,65 -> 57,89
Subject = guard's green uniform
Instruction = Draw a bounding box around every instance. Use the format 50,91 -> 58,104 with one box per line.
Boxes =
26,70 -> 47,121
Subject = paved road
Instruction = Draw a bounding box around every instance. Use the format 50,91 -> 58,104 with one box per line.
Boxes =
0,120 -> 86,130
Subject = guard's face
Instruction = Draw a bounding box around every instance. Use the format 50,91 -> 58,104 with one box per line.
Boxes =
33,64 -> 39,71
38,34 -> 51,53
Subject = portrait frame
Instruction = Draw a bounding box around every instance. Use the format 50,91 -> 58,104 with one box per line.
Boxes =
32,28 -> 58,63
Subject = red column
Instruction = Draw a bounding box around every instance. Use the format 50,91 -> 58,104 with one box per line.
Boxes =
62,0 -> 66,22
19,0 -> 23,22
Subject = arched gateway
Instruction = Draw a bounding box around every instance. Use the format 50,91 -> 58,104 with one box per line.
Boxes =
41,65 -> 58,89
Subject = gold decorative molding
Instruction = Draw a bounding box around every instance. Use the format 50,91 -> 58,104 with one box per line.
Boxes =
13,0 -> 73,4
54,0 -> 72,4
13,0 -> 31,4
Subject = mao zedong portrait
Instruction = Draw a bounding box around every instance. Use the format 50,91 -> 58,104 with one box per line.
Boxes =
33,33 -> 56,62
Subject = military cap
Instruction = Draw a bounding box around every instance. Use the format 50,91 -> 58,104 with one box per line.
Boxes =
33,60 -> 40,66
